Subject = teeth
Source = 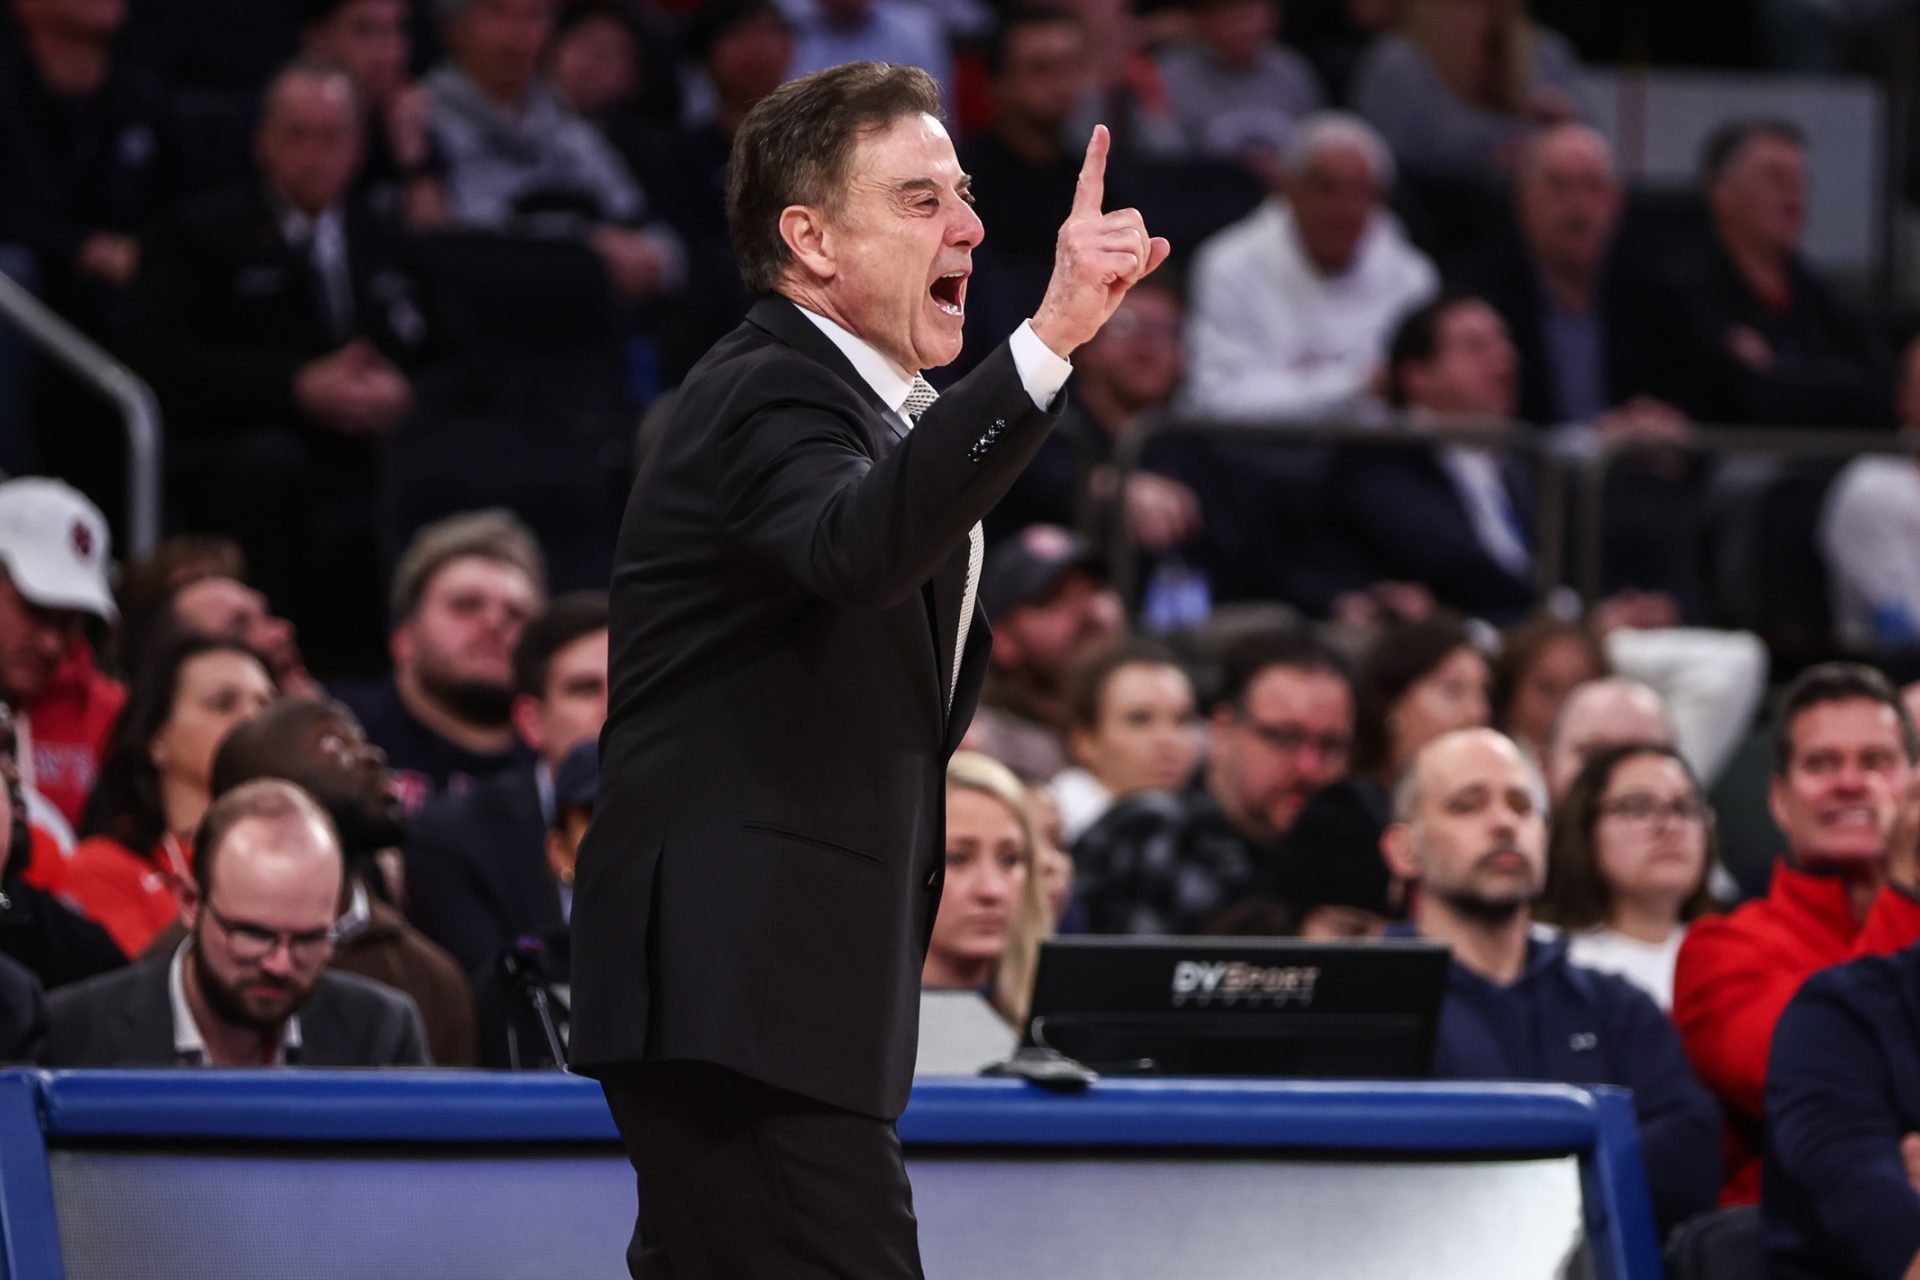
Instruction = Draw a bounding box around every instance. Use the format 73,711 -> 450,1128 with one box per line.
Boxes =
934,300 -> 963,316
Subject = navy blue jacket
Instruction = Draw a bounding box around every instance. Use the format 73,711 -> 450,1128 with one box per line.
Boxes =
1765,944 -> 1920,1280
1392,923 -> 1722,1232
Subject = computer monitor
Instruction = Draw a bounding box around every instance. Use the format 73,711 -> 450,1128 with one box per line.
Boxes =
1023,936 -> 1451,1078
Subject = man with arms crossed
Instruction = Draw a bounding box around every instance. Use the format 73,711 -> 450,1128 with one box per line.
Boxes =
568,61 -> 1167,1278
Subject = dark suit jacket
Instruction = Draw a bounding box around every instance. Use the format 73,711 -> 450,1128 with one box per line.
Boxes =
132,183 -> 435,434
0,951 -> 46,1064
43,952 -> 431,1067
1330,443 -> 1538,622
1459,243 -> 1703,426
404,765 -> 563,978
569,296 -> 1062,1119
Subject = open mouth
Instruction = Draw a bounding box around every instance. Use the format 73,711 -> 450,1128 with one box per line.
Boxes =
930,270 -> 967,317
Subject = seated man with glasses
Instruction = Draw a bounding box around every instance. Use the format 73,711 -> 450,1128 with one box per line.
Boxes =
1070,629 -> 1355,934
43,779 -> 429,1067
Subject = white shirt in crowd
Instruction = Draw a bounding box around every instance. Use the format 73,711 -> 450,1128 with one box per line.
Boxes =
1183,200 -> 1437,424
1049,766 -> 1113,845
1567,925 -> 1687,1012
1819,453 -> 1920,649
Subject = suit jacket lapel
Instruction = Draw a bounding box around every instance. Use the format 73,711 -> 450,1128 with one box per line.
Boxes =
127,957 -> 180,1063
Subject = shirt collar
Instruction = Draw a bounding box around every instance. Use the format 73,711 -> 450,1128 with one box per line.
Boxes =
169,942 -> 303,1065
275,198 -> 343,250
792,303 -> 918,418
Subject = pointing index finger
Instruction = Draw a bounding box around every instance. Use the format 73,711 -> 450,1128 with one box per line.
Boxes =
1073,124 -> 1110,218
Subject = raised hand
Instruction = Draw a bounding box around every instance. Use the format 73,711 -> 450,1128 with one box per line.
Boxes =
1030,125 -> 1172,359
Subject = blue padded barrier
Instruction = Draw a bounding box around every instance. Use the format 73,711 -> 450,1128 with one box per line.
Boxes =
0,1070 -> 1665,1280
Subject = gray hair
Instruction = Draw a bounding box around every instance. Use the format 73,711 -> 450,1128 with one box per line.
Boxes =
1280,111 -> 1395,189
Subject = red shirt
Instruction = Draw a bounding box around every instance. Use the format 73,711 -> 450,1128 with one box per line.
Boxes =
1673,860 -> 1920,1204
56,833 -> 191,959
25,638 -> 126,828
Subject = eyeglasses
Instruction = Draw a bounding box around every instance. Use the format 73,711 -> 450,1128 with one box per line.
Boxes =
203,901 -> 339,966
1597,793 -> 1711,828
1239,717 -> 1352,762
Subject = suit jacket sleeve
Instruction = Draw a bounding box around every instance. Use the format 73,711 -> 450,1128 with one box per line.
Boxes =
0,957 -> 46,1064
1767,971 -> 1920,1280
382,993 -> 433,1067
718,340 -> 1058,609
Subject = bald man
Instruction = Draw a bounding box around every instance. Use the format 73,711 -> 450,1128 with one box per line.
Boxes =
1545,676 -> 1676,801
1381,728 -> 1719,1231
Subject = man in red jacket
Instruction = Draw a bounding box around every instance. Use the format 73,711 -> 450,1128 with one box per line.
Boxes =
0,479 -> 124,829
1674,662 -> 1920,1204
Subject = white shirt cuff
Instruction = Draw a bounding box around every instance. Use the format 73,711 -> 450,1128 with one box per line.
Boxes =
1009,320 -> 1072,410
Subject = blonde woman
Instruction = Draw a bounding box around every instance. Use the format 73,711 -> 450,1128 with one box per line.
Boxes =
925,753 -> 1054,1028
1352,0 -> 1587,179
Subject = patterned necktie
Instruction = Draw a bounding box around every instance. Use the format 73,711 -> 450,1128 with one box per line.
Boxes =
900,377 -> 982,710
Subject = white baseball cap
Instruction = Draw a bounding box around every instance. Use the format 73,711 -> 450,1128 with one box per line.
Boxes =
0,478 -> 115,620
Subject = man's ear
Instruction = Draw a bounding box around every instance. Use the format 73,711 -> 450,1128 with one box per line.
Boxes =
778,204 -> 836,282
1767,775 -> 1791,840
510,694 -> 544,755
1381,821 -> 1419,883
177,874 -> 203,936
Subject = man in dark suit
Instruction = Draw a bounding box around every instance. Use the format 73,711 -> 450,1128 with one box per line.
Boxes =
569,60 -> 1168,1279
45,779 -> 429,1068
133,56 -> 436,668
1332,293 -> 1541,622
406,591 -> 607,976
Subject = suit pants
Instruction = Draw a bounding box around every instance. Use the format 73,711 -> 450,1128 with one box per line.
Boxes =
600,1060 -> 925,1280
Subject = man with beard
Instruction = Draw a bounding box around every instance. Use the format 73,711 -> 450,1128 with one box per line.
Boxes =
968,526 -> 1126,781
336,509 -> 545,814
1071,627 -> 1353,934
1380,727 -> 1720,1232
201,698 -> 475,1065
43,779 -> 428,1067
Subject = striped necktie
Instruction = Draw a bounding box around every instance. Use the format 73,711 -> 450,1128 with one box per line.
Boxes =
901,377 -> 982,709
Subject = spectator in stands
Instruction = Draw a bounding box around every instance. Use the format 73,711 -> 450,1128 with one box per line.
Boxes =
135,60 -> 437,661
0,702 -> 125,991
163,574 -> 321,701
1380,726 -> 1721,1230
1539,743 -> 1718,1010
1765,938 -> 1920,1280
45,779 -> 430,1067
426,0 -> 683,302
1332,292 -> 1539,620
961,9 -> 1129,348
209,699 -> 475,1066
472,736 -> 593,1068
1026,781 -> 1076,926
1821,335 -> 1920,650
1351,0 -> 1588,181
1270,615 -> 1489,914
404,591 -> 606,975
1059,0 -> 1183,162
1468,124 -> 1699,432
65,638 -> 276,957
1674,119 -> 1891,429
1072,628 -> 1353,934
989,274 -> 1201,553
300,0 -> 450,226
970,526 -> 1125,782
336,510 -> 544,812
0,478 -> 124,828
1051,638 -> 1202,843
1542,675 -> 1675,801
926,752 -> 1051,1027
1153,0 -> 1322,179
0,0 -> 179,339
0,951 -> 45,1062
1184,112 -> 1437,424
785,0 -> 953,116
645,0 -> 792,374
1492,614 -> 1607,764
1675,663 -> 1920,1205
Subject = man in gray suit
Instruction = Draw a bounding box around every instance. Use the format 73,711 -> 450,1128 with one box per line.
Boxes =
44,779 -> 428,1068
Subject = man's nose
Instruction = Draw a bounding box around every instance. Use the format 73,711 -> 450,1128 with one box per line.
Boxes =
950,200 -> 984,249
258,946 -> 296,978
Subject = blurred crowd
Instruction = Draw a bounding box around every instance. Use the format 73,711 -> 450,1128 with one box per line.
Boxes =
7,0 -> 1920,1274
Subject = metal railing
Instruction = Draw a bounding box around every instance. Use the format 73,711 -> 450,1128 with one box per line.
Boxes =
0,267 -> 161,558
1103,412 -> 1565,611
1102,411 -> 1920,618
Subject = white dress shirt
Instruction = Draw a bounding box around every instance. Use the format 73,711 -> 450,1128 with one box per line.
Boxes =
794,307 -> 1071,425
